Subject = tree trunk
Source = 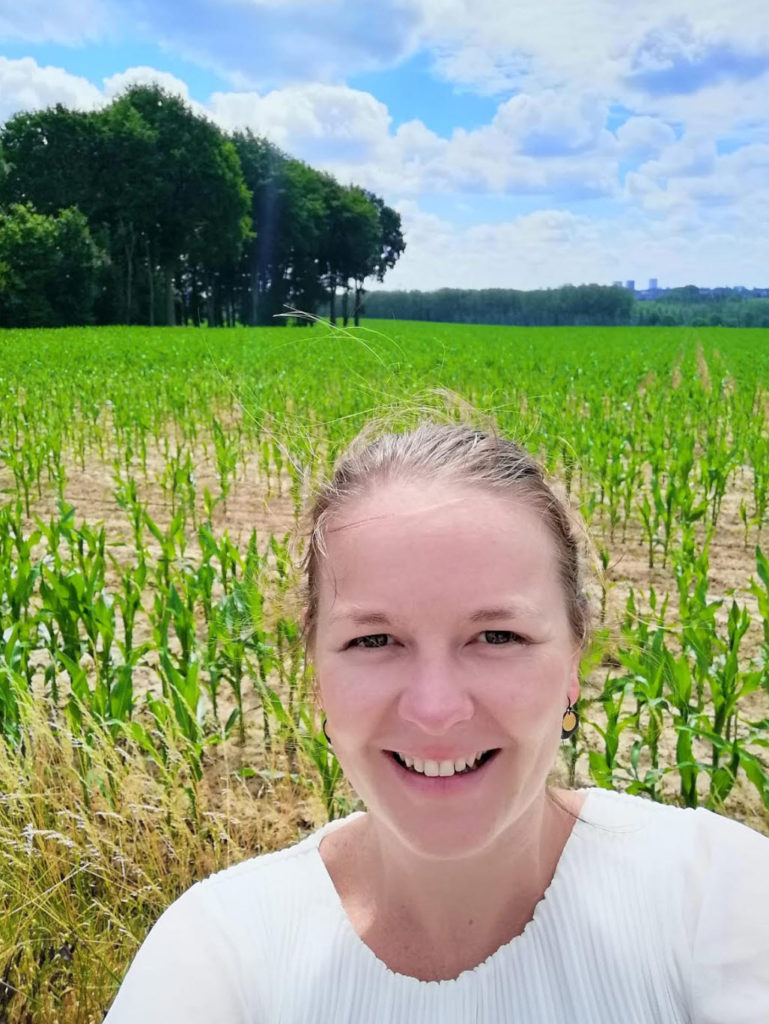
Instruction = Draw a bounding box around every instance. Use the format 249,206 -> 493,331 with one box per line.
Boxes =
250,257 -> 259,326
206,273 -> 216,327
123,223 -> 135,324
328,276 -> 337,325
354,279 -> 365,327
342,284 -> 350,328
146,237 -> 155,327
165,264 -> 176,326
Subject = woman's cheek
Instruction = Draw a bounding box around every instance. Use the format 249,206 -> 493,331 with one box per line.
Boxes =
319,656 -> 392,715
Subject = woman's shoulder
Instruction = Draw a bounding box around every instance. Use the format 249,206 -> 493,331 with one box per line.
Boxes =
572,786 -> 769,897
554,790 -> 769,1018
104,815 -> 364,1022
194,810 -> 365,904
578,785 -> 768,842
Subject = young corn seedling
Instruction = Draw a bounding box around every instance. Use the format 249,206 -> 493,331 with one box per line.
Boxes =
259,683 -> 349,820
211,417 -> 239,510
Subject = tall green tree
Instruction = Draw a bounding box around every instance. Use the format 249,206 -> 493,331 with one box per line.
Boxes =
0,203 -> 103,327
353,192 -> 405,326
0,106 -> 99,216
230,134 -> 332,326
0,92 -> 403,327
109,86 -> 251,325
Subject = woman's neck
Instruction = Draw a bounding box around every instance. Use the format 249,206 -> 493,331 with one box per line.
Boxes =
321,788 -> 585,981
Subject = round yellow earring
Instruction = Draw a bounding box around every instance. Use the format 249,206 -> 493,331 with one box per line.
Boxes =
561,703 -> 579,740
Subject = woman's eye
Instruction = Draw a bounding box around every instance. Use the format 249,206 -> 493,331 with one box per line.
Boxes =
480,630 -> 525,645
348,634 -> 391,649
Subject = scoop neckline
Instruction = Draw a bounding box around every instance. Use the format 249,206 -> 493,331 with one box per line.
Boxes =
310,787 -> 598,987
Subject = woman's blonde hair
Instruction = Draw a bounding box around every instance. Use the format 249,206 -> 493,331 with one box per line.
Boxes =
302,422 -> 592,650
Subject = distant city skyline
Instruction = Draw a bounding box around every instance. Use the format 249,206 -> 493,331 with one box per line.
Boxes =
1,1 -> 768,291
610,279 -> 768,294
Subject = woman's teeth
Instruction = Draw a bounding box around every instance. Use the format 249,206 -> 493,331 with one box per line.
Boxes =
393,751 -> 492,777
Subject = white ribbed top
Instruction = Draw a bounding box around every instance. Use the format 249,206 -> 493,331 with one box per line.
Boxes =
105,789 -> 769,1023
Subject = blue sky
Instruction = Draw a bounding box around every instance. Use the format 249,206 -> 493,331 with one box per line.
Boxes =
1,0 -> 768,290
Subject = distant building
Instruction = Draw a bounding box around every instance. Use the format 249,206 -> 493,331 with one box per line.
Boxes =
613,280 -> 622,287
626,280 -> 635,291
649,278 -> 658,291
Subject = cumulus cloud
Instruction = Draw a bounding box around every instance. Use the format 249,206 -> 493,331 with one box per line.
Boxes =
206,78 -> 622,201
203,80 -> 621,201
411,1 -> 769,95
0,59 -> 214,125
380,197 -> 769,291
620,142 -> 769,291
490,92 -> 608,157
209,84 -> 392,162
376,203 -> 618,290
616,117 -> 676,160
405,0 -> 769,163
0,57 -> 104,123
103,67 -> 192,102
639,135 -> 718,181
626,16 -> 769,96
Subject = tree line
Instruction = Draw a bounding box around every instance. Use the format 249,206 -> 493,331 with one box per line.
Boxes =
0,85 -> 405,328
635,287 -> 769,328
361,285 -> 635,326
363,285 -> 769,328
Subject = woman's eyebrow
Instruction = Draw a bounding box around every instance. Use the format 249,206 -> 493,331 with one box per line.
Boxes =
330,604 -> 537,626
330,609 -> 393,627
467,604 -> 536,622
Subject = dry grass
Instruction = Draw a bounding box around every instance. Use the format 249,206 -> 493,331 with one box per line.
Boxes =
0,699 -> 330,1023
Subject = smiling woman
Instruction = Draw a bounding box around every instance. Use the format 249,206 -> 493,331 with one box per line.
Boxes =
105,423 -> 769,1023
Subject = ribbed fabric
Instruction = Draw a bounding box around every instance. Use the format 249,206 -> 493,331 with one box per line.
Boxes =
105,788 -> 769,1023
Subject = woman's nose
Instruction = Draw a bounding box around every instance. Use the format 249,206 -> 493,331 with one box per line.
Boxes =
397,653 -> 474,735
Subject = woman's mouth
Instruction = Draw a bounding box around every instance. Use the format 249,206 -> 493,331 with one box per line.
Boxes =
389,749 -> 500,778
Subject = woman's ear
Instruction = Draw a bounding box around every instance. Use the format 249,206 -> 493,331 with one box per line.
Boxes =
567,655 -> 580,707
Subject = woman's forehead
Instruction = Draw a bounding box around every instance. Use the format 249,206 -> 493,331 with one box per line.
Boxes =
327,480 -> 537,535
319,482 -> 560,598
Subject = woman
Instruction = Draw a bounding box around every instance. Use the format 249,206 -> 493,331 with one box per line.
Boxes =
106,424 -> 769,1022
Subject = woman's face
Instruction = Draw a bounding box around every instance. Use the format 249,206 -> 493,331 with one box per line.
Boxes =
313,480 -> 581,858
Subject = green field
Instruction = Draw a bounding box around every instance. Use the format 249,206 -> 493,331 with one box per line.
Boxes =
1,321 -> 769,1020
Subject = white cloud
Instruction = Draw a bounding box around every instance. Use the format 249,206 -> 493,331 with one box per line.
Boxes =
379,197 -> 769,291
209,84 -> 392,161
0,57 -> 104,123
380,204 -> 607,290
0,0 -> 108,45
638,136 -> 718,181
411,1 -> 769,95
103,67 -> 192,102
0,59 -> 212,126
616,117 -> 676,160
204,79 -> 622,201
625,137 -> 769,226
489,92 -> 608,157
628,73 -> 769,139
403,0 -> 769,174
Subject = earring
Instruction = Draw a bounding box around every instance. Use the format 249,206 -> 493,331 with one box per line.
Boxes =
322,716 -> 333,747
561,701 -> 579,740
